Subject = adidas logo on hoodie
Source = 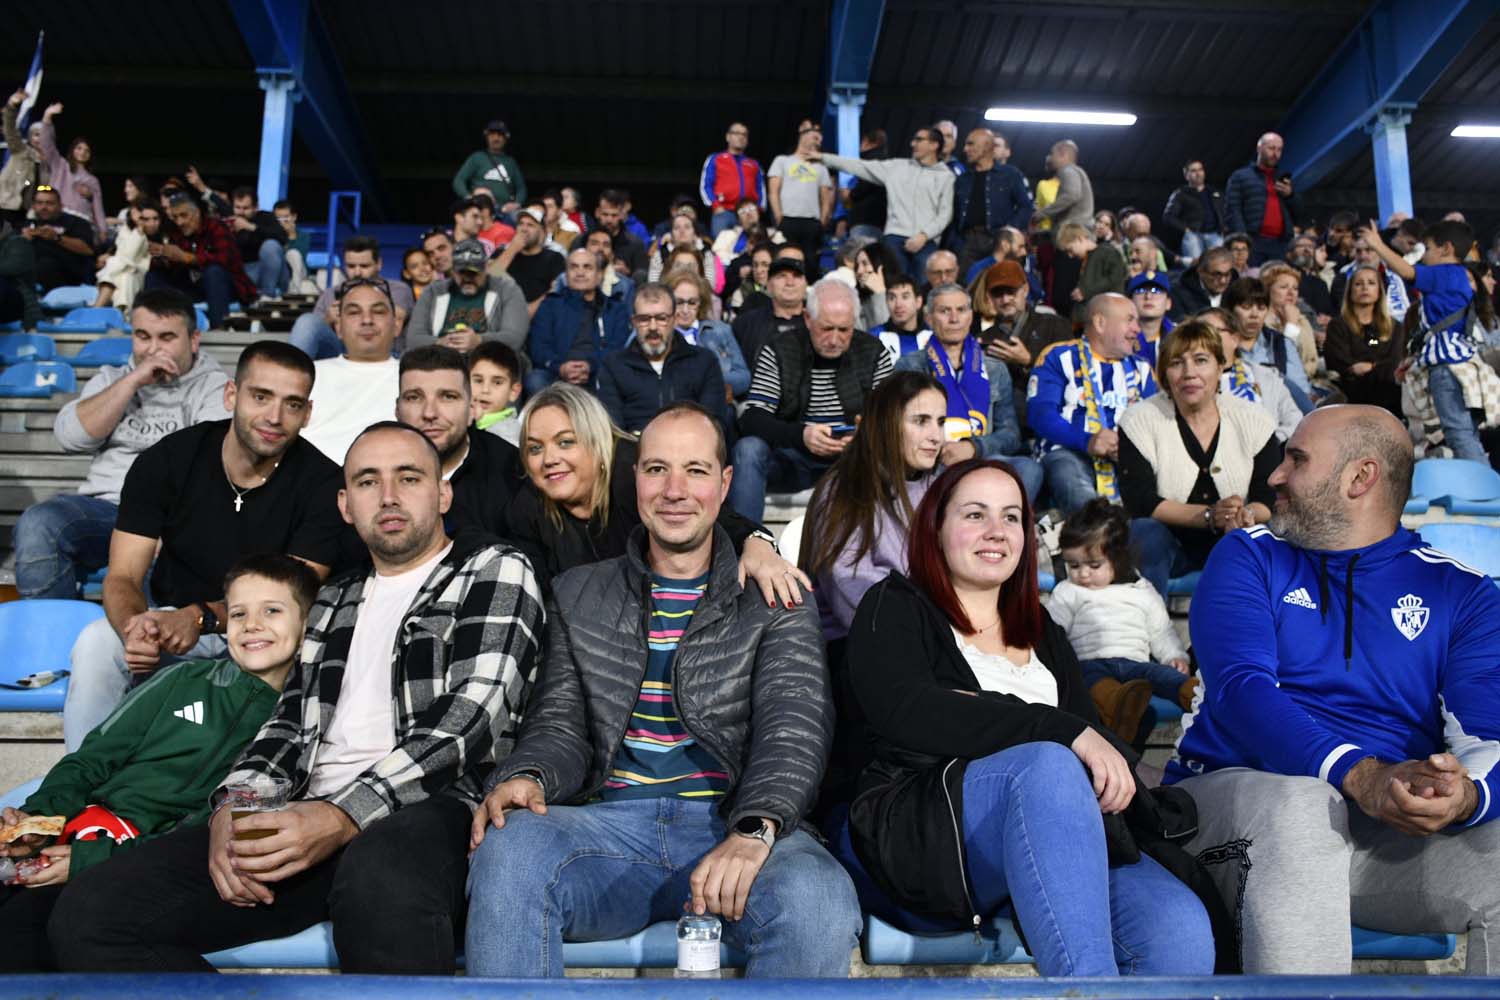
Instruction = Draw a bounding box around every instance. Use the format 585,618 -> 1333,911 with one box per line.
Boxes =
173,701 -> 205,725
1282,587 -> 1318,610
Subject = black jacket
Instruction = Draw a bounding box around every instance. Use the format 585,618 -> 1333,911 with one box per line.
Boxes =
846,572 -> 1236,969
738,327 -> 885,452
1160,184 -> 1224,244
1223,161 -> 1300,240
597,336 -> 728,434
496,525 -> 831,836
505,436 -> 761,593
231,209 -> 288,263
447,427 -> 525,540
732,307 -> 806,371
1171,266 -> 1235,318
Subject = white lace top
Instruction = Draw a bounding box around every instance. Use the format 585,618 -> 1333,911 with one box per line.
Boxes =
951,628 -> 1059,707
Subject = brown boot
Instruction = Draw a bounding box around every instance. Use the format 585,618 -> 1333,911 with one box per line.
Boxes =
1178,675 -> 1200,712
1090,678 -> 1153,742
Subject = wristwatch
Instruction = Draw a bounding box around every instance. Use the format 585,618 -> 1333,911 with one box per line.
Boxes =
733,815 -> 776,849
195,601 -> 220,635
1202,507 -> 1215,531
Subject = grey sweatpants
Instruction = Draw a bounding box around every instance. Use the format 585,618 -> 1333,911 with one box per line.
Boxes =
1176,768 -> 1500,974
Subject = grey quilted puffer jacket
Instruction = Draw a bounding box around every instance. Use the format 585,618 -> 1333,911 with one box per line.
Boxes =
497,525 -> 832,837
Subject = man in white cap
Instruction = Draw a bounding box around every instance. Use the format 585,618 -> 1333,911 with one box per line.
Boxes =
491,200 -> 565,317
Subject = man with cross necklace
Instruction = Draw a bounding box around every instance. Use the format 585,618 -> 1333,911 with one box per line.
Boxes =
62,340 -> 356,751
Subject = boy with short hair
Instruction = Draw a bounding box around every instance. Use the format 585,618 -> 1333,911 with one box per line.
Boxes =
469,341 -> 523,445
1058,220 -> 1125,323
1362,218 -> 1481,460
0,553 -> 321,971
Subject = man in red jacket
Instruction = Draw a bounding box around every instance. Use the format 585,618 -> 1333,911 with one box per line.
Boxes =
146,193 -> 256,328
700,122 -> 765,239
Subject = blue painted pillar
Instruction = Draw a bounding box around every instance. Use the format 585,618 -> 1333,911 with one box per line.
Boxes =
832,87 -> 866,163
1368,104 -> 1414,224
256,70 -> 298,208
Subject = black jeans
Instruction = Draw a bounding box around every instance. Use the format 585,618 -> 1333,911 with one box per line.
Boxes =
778,216 -> 825,279
51,794 -> 473,974
0,883 -> 66,971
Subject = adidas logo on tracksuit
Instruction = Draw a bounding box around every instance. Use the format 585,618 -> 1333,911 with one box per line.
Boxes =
1282,587 -> 1318,609
173,701 -> 205,725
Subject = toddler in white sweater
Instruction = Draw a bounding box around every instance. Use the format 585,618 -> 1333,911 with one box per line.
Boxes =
1050,499 -> 1199,741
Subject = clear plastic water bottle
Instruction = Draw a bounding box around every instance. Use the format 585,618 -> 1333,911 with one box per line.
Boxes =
675,912 -> 721,978
0,857 -> 15,883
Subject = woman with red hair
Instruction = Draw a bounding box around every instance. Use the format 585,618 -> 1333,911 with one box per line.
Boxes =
834,458 -> 1218,976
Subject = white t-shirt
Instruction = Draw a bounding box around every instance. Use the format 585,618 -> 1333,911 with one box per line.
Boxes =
303,356 -> 401,464
951,628 -> 1058,707
307,543 -> 452,798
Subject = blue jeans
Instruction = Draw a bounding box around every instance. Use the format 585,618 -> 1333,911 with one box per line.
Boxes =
727,436 -> 833,522
64,613 -> 228,751
1128,517 -> 1202,600
882,233 -> 938,281
710,210 -> 738,237
1040,447 -> 1102,515
1179,230 -> 1223,264
13,494 -> 118,599
252,239 -> 287,298
146,264 -> 232,328
1081,657 -> 1188,702
997,455 -> 1045,504
833,743 -> 1213,977
848,224 -> 883,244
288,312 -> 342,360
1427,362 -> 1489,463
465,797 -> 860,978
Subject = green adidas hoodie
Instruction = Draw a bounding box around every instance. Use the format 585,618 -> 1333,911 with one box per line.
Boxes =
22,658 -> 280,877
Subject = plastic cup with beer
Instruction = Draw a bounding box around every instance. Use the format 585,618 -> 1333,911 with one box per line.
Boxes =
224,776 -> 292,841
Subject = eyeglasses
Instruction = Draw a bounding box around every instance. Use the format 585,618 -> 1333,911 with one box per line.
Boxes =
673,297 -> 700,307
634,313 -> 674,326
798,125 -> 821,135
1204,269 -> 1233,279
335,276 -> 392,301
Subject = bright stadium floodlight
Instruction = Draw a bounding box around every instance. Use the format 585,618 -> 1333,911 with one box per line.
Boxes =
1452,124 -> 1500,138
985,107 -> 1136,127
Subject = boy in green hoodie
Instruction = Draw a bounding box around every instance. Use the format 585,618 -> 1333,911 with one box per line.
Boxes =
0,552 -> 321,971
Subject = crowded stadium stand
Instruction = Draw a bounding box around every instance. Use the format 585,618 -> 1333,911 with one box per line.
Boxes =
3,0 -> 1500,994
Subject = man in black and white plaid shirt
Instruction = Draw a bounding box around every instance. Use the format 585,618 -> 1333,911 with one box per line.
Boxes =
56,421 -> 545,975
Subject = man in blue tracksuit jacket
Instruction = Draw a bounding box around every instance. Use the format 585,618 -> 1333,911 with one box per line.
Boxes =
1166,405 -> 1500,975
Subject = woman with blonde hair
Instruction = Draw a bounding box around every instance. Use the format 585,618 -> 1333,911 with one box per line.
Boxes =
1323,264 -> 1403,417
505,383 -> 805,601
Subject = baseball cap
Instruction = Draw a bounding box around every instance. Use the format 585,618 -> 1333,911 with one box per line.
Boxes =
984,259 -> 1027,291
517,206 -> 544,225
483,119 -> 510,136
768,257 -> 806,278
1126,270 -> 1172,296
451,239 -> 488,272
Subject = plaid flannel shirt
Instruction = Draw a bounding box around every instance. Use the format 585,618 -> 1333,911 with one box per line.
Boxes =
164,215 -> 259,304
216,535 -> 544,828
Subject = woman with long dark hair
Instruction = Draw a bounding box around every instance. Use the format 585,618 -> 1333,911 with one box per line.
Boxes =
834,459 -> 1218,977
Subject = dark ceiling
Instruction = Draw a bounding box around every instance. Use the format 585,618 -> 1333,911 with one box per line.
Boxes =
4,0 -> 1499,241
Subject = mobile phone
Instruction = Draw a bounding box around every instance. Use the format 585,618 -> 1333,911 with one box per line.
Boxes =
830,423 -> 856,438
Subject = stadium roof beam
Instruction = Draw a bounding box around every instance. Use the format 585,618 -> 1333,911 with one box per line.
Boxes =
820,0 -> 887,170
1277,0 -> 1494,204
229,0 -> 389,220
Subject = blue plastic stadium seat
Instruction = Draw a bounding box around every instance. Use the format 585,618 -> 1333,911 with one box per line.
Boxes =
0,360 -> 77,398
0,319 -> 20,332
861,913 -> 1032,966
1037,569 -> 1055,592
40,285 -> 95,312
67,336 -> 133,368
38,306 -> 127,334
196,307 -> 211,331
206,919 -> 747,970
1351,926 -> 1455,960
0,599 -> 103,712
1166,571 -> 1202,596
1411,458 -> 1500,516
0,332 -> 57,365
1417,522 -> 1500,579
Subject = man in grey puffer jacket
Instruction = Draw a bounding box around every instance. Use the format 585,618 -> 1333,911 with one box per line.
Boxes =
13,287 -> 229,597
465,401 -> 859,979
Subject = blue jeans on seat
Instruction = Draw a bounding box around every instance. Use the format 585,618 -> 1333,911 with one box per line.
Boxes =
710,211 -> 738,237
1081,657 -> 1189,701
832,742 -> 1213,977
998,455 -> 1045,504
465,797 -> 860,978
13,494 -> 118,599
1427,362 -> 1488,463
288,312 -> 342,360
882,234 -> 938,281
252,239 -> 287,298
1128,517 -> 1202,600
64,613 -> 227,751
146,264 -> 231,328
1179,231 -> 1223,264
1040,447 -> 1102,514
727,435 -> 833,522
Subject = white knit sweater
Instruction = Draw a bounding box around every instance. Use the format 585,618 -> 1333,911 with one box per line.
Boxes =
1047,578 -> 1186,664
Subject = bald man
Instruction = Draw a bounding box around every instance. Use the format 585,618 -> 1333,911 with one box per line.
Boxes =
1035,139 -> 1093,229
1167,405 -> 1500,974
950,128 -> 1033,276
1224,131 -> 1299,265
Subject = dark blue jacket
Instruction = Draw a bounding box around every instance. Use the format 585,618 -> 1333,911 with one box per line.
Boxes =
528,287 -> 631,377
596,337 -> 728,434
948,164 -> 1033,242
1223,161 -> 1300,239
